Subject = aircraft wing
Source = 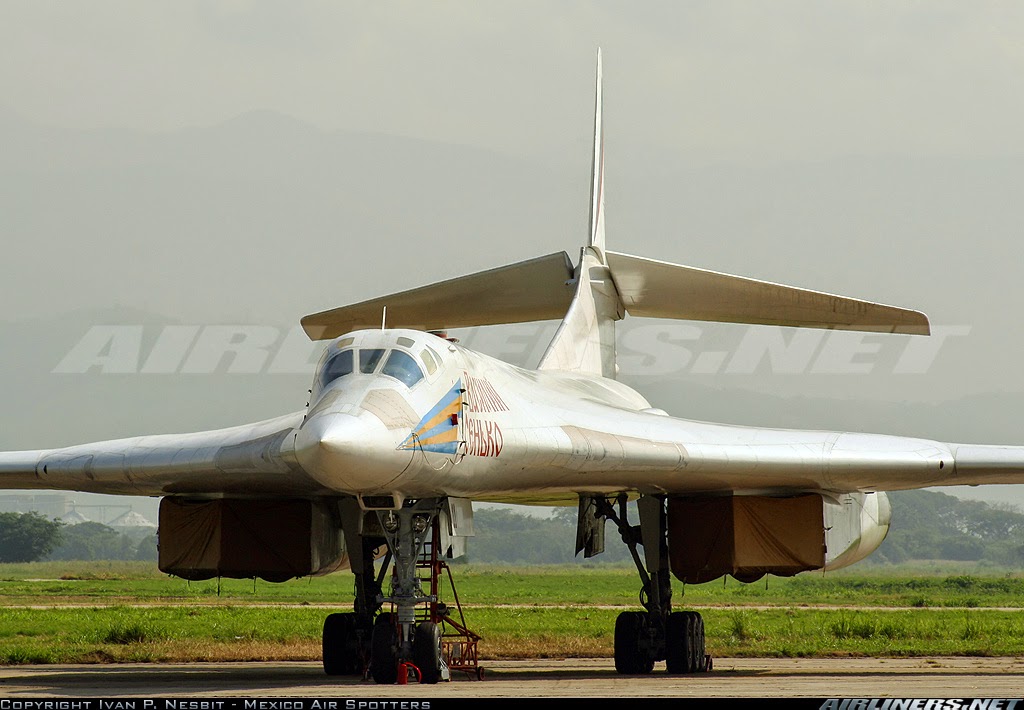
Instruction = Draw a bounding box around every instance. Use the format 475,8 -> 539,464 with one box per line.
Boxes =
0,411 -> 328,498
949,444 -> 1024,486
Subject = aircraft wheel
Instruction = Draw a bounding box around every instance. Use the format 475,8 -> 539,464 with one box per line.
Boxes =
665,611 -> 689,674
323,612 -> 372,676
614,611 -> 654,674
666,611 -> 705,674
323,613 -> 357,676
413,621 -> 443,684
688,612 -> 706,673
370,612 -> 399,684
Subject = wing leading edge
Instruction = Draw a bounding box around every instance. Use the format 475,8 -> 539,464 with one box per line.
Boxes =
0,412 -> 328,498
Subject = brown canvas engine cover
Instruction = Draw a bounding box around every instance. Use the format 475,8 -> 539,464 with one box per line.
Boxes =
158,497 -> 348,582
668,494 -> 825,584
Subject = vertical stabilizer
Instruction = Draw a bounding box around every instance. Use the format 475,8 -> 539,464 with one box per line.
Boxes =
589,48 -> 606,252
538,49 -> 623,378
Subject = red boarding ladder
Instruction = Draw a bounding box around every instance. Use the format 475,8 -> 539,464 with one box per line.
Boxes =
416,518 -> 484,680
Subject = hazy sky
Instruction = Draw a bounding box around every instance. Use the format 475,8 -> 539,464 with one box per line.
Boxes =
4,2 -> 1023,369
3,2 -> 1024,395
4,3 -> 1024,162
2,2 -> 1022,323
4,3 -> 1024,512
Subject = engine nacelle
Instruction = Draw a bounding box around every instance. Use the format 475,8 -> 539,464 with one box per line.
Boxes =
667,491 -> 890,584
158,497 -> 349,582
823,491 -> 891,571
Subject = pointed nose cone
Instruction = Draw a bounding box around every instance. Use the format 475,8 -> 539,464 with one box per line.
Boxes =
295,412 -> 401,492
297,413 -> 358,455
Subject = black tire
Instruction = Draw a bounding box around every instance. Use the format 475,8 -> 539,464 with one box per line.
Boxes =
687,611 -> 706,673
370,612 -> 399,684
665,611 -> 690,674
413,621 -> 443,684
614,611 -> 654,675
322,613 -> 356,676
323,612 -> 372,676
666,611 -> 706,674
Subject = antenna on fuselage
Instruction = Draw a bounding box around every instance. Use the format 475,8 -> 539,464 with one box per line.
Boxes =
381,305 -> 387,330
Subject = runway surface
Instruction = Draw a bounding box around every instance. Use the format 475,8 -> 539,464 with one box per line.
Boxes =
1,658 -> 1023,698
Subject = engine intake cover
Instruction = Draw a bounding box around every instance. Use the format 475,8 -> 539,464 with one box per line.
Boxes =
158,497 -> 348,582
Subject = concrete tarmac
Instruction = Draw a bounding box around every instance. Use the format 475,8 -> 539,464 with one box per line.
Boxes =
1,658 -> 1023,699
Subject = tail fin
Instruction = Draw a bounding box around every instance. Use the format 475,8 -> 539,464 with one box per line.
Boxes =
537,48 -> 623,378
302,49 -> 929,369
589,47 -> 606,252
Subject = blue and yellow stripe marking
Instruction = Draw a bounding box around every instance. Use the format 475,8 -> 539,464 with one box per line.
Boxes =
399,380 -> 463,454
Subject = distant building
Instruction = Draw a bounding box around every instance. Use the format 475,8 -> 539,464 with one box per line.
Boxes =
60,509 -> 90,525
0,493 -> 159,529
108,510 -> 156,529
0,493 -> 69,519
109,509 -> 157,542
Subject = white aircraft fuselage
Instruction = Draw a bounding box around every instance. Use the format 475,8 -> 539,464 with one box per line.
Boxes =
295,327 -> 975,506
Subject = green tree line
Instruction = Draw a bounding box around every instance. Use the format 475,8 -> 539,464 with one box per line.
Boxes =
875,490 -> 1024,566
0,512 -> 156,563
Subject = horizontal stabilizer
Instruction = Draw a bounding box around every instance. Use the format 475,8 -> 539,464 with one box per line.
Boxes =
302,251 -> 576,340
605,251 -> 930,335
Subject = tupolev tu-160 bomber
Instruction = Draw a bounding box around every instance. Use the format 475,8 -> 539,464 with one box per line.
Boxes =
2,50 -> 1023,684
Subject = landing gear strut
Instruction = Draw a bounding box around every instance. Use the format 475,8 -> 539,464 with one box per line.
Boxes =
369,498 -> 449,684
321,497 -> 482,683
597,493 -> 711,675
371,497 -> 487,683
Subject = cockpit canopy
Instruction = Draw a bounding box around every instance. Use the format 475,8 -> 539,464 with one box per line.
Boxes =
310,333 -> 446,402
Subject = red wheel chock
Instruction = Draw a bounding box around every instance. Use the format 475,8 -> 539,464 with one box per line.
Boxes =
397,662 -> 422,685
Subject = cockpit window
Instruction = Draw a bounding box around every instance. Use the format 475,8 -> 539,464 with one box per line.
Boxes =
420,348 -> 438,375
318,348 -> 354,391
382,350 -> 424,387
359,349 -> 386,373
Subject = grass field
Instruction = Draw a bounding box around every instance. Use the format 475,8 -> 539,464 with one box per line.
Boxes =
2,561 -> 1024,664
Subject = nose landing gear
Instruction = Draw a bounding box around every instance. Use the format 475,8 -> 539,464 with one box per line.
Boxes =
367,498 -> 483,684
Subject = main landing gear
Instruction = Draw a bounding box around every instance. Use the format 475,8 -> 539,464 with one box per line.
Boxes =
598,493 -> 712,675
322,505 -> 387,679
322,497 -> 482,684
